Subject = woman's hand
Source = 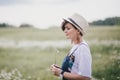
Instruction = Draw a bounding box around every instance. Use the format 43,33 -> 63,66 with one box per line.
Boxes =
50,64 -> 62,76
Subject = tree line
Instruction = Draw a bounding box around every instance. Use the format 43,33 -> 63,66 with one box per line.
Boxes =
89,17 -> 120,26
0,23 -> 33,28
0,16 -> 120,28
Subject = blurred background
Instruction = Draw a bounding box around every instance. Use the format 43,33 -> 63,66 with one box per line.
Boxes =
0,0 -> 120,80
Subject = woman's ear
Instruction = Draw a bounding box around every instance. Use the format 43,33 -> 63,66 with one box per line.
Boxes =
77,30 -> 80,34
77,30 -> 83,36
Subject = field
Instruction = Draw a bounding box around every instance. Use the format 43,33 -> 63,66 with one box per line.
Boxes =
0,26 -> 120,80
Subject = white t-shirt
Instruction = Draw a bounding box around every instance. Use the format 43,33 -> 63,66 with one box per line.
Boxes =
69,41 -> 92,78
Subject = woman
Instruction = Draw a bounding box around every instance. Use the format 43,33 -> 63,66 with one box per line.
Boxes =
50,13 -> 92,80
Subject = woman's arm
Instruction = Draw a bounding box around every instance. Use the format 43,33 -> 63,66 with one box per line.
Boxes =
50,64 -> 91,80
63,71 -> 91,80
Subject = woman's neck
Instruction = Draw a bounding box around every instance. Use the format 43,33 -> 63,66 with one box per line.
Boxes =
72,36 -> 83,45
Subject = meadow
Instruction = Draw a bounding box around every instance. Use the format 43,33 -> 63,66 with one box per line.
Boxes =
0,26 -> 120,80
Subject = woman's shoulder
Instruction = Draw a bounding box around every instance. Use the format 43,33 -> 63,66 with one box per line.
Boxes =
77,41 -> 90,53
79,41 -> 89,47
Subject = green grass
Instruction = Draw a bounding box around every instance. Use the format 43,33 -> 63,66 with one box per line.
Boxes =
0,27 -> 65,41
0,26 -> 120,80
0,47 -> 66,80
84,26 -> 120,40
0,26 -> 120,41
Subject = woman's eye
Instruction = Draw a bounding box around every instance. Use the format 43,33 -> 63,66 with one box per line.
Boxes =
66,27 -> 70,30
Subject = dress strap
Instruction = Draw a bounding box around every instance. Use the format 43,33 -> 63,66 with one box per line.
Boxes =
68,41 -> 87,56
68,46 -> 79,56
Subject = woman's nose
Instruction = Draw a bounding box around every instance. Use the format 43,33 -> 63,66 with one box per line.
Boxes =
64,28 -> 67,33
64,30 -> 67,33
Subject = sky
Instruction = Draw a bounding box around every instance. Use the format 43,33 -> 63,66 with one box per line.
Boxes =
0,0 -> 120,29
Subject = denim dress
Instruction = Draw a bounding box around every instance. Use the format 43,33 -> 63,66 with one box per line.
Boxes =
61,47 -> 78,80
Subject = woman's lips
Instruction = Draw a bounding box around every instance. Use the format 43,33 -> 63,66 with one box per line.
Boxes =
65,34 -> 68,36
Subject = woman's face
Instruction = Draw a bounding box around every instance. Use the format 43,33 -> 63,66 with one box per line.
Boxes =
63,23 -> 80,40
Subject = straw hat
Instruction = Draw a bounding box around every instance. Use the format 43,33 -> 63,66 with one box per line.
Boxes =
61,13 -> 89,36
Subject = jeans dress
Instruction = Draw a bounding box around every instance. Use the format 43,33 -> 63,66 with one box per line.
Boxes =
61,48 -> 78,80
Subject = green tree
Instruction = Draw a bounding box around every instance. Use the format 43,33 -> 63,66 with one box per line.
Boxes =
19,23 -> 34,28
90,17 -> 120,26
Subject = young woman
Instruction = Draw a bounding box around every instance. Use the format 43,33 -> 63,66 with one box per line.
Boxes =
50,13 -> 92,80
